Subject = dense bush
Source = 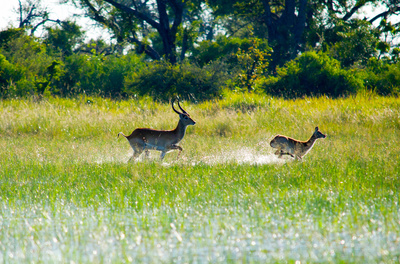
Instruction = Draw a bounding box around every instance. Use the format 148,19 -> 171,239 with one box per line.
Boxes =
1,32 -> 55,80
0,29 -> 59,97
44,21 -> 85,56
1,27 -> 400,100
362,58 -> 400,96
191,36 -> 270,67
260,51 -> 364,98
55,52 -> 145,97
323,19 -> 379,67
0,53 -> 24,97
124,61 -> 229,101
0,28 -> 25,49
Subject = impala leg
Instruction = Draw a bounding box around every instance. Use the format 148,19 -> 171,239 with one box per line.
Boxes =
127,144 -> 144,162
281,152 -> 295,158
173,145 -> 183,160
160,151 -> 167,160
129,150 -> 143,162
166,145 -> 183,160
160,145 -> 183,160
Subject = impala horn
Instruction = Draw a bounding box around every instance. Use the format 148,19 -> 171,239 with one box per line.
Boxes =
172,98 -> 182,114
177,99 -> 188,114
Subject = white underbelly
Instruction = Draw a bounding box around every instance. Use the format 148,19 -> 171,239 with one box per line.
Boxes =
144,143 -> 166,151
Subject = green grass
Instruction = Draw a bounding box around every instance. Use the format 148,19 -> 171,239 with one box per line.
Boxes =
0,93 -> 399,263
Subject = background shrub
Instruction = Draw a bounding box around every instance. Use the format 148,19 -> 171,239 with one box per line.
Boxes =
260,51 -> 364,98
124,61 -> 229,101
0,30 -> 58,97
0,53 -> 24,97
324,19 -> 379,67
55,52 -> 145,97
190,36 -> 257,67
2,27 -> 399,100
362,58 -> 400,96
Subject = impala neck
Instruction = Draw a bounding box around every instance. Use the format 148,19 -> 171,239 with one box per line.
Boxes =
174,119 -> 189,141
304,134 -> 319,149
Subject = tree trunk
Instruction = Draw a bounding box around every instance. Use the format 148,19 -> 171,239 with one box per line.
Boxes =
156,0 -> 176,63
91,0 -> 185,64
261,0 -> 309,70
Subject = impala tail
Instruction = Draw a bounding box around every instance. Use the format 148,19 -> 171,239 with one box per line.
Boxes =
118,132 -> 128,138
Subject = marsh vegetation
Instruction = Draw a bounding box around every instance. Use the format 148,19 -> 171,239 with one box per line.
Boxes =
0,93 -> 399,263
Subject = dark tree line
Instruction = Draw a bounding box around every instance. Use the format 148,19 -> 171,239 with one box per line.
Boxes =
1,0 -> 400,99
11,0 -> 400,67
71,0 -> 400,67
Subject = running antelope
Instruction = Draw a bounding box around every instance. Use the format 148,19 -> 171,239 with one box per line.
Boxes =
118,99 -> 196,161
270,127 -> 326,160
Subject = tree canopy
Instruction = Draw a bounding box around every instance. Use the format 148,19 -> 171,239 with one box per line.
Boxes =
0,0 -> 400,99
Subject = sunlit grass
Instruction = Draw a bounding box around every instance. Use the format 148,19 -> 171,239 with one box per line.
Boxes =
0,93 -> 399,263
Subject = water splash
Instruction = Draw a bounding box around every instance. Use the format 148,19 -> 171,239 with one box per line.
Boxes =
94,142 -> 289,165
199,147 -> 286,165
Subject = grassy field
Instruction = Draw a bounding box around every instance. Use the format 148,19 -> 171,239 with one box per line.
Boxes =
0,93 -> 399,263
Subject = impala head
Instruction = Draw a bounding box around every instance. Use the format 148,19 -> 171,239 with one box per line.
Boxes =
172,98 -> 196,126
314,127 -> 326,139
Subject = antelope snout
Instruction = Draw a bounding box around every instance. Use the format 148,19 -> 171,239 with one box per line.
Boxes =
188,119 -> 196,125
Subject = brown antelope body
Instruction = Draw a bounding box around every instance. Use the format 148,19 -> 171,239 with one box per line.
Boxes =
270,127 -> 326,160
118,99 -> 196,161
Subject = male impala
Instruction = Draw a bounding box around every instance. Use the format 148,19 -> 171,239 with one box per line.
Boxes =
270,127 -> 326,160
118,99 -> 196,161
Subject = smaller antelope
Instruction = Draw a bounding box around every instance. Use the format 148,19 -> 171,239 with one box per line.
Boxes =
270,127 -> 326,160
118,99 -> 196,161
